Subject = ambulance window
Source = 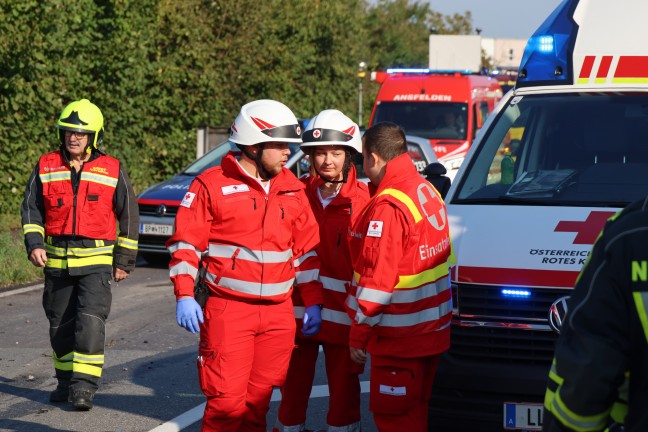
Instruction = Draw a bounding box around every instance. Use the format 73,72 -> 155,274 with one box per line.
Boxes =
453,93 -> 648,206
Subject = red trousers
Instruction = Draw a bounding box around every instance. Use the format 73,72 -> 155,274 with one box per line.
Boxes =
197,296 -> 295,432
369,354 -> 441,432
276,339 -> 362,430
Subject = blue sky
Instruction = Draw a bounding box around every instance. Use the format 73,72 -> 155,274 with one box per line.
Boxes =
427,0 -> 565,40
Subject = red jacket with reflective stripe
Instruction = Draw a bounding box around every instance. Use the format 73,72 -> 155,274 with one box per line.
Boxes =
167,152 -> 323,306
346,153 -> 453,358
292,165 -> 370,345
39,151 -> 120,239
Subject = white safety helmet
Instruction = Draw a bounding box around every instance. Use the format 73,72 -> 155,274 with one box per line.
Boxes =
301,109 -> 362,154
229,99 -> 302,145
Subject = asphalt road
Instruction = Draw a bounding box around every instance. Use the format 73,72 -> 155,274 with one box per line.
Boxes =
0,257 -> 376,432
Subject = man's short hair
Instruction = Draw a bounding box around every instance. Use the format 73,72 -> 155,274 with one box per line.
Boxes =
363,122 -> 407,162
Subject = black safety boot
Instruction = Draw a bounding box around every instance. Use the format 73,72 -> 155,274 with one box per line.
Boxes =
69,389 -> 95,411
49,384 -> 69,403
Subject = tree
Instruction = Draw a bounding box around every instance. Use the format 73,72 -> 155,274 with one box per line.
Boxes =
0,0 -> 467,216
428,11 -> 474,35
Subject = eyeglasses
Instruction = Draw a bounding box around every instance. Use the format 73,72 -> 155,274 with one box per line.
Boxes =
64,130 -> 89,139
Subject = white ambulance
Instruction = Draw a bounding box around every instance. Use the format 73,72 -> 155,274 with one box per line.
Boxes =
429,0 -> 648,430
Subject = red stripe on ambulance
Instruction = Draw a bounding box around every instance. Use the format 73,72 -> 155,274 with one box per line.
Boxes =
579,55 -> 596,79
457,266 -> 579,288
596,56 -> 613,78
614,56 -> 648,78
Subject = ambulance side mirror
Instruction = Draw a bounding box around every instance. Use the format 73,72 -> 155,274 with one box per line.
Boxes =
425,162 -> 451,199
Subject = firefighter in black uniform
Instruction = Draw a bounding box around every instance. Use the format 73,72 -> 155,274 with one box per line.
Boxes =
21,99 -> 139,411
543,197 -> 648,431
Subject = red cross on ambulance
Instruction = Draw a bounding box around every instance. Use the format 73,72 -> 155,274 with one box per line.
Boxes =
554,211 -> 616,245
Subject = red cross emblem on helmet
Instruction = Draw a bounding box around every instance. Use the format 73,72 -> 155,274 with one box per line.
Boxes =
313,129 -> 321,139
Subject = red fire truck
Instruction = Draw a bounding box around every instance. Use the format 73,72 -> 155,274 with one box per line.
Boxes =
368,69 -> 503,180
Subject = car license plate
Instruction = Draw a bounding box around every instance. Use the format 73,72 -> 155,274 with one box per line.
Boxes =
503,402 -> 543,430
139,223 -> 174,235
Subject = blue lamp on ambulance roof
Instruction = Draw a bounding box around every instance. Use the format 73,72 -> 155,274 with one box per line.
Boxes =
516,0 -> 579,88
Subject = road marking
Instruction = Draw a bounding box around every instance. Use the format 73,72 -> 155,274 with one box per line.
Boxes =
148,403 -> 206,432
0,284 -> 42,298
148,381 -> 370,431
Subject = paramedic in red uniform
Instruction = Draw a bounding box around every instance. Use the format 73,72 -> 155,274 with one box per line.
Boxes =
167,99 -> 324,432
21,98 -> 139,411
346,122 -> 453,432
274,110 -> 370,432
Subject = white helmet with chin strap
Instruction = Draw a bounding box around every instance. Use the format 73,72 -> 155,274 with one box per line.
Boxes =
301,109 -> 362,184
301,109 -> 361,153
230,99 -> 302,145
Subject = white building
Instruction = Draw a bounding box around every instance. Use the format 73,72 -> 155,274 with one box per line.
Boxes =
481,38 -> 527,69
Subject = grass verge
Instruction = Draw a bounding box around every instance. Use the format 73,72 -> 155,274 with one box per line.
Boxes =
0,214 -> 43,289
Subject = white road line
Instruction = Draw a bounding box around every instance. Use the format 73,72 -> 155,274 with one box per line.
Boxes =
148,381 -> 370,431
0,284 -> 42,298
149,403 -> 206,432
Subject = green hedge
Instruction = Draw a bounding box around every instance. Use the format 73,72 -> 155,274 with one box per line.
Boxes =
0,0 -> 472,217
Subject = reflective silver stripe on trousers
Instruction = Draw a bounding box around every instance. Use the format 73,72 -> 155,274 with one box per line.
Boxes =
205,272 -> 294,297
320,276 -> 348,293
295,269 -> 319,285
293,306 -> 352,325
208,244 -> 292,263
356,277 -> 450,306
272,420 -> 305,432
293,250 -> 317,267
169,261 -> 199,279
329,421 -> 362,432
167,241 -> 202,259
354,299 -> 453,327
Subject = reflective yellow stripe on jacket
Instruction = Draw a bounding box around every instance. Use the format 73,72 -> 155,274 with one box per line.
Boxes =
633,291 -> 648,344
23,223 -> 44,236
44,240 -> 114,269
377,188 -> 423,222
544,360 -> 611,431
117,236 -> 138,250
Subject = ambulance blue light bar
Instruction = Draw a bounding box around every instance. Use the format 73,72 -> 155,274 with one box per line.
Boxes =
517,0 -> 579,88
501,289 -> 531,298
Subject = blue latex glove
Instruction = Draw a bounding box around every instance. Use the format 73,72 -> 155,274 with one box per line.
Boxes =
301,305 -> 322,336
176,297 -> 204,334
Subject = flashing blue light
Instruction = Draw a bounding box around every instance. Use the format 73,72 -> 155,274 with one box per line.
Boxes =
501,289 -> 531,298
537,35 -> 555,53
517,0 -> 577,87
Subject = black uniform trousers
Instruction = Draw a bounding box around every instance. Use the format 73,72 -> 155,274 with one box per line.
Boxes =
43,270 -> 112,392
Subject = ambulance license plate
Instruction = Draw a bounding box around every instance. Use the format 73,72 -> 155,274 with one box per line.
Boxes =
139,223 -> 174,235
503,402 -> 543,430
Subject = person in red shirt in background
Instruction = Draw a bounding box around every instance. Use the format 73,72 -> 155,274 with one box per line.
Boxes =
347,122 -> 454,432
167,99 -> 324,432
274,110 -> 370,432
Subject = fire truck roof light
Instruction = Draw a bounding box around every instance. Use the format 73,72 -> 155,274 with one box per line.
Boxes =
386,68 -> 473,75
501,289 -> 532,298
517,0 -> 577,88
